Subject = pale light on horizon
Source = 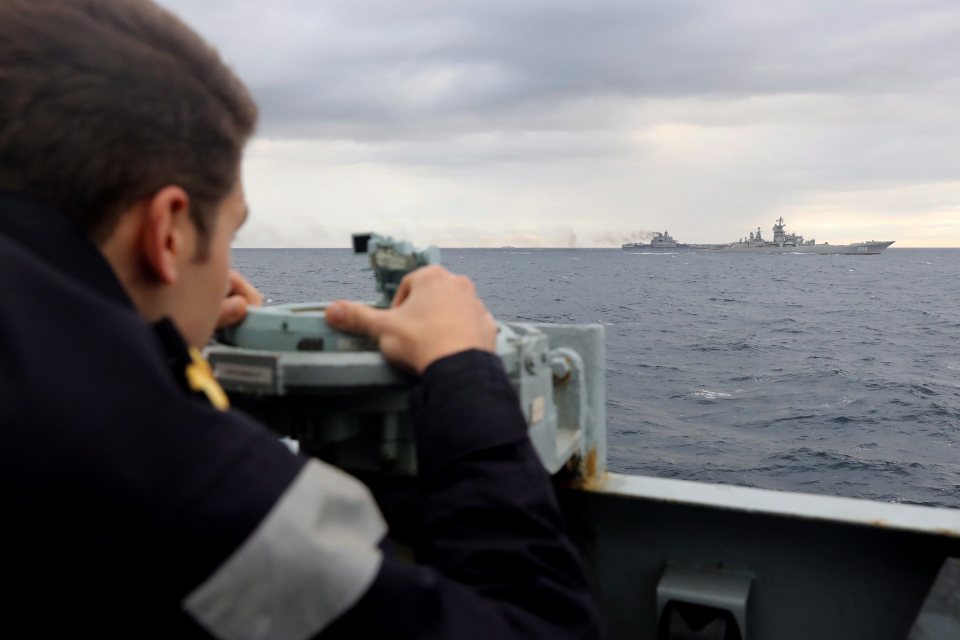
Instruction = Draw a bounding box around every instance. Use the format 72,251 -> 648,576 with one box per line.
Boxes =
156,1 -> 960,249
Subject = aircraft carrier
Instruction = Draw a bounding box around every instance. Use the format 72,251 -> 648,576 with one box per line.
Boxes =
621,230 -> 690,251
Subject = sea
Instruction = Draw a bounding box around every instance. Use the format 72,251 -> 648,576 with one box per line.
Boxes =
232,247 -> 960,509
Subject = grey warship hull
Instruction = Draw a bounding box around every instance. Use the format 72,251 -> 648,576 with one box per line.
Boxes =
621,244 -> 692,252
622,230 -> 690,251
693,240 -> 895,255
690,217 -> 895,254
621,220 -> 895,255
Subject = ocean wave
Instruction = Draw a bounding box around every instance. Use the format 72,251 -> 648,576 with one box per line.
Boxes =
625,251 -> 682,255
765,413 -> 819,425
692,389 -> 733,401
929,402 -> 960,421
761,447 -> 922,476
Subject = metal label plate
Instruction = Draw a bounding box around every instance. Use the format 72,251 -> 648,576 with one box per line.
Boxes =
210,353 -> 279,394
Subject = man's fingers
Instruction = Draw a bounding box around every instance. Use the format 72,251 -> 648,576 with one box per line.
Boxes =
392,274 -> 413,308
216,271 -> 262,329
325,267 -> 491,373
391,265 -> 447,308
216,295 -> 248,329
326,300 -> 389,337
228,270 -> 263,306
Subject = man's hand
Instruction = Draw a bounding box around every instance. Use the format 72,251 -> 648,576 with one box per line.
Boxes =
216,270 -> 264,329
325,265 -> 497,374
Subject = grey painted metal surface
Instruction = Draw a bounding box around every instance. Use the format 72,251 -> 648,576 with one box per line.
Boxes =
532,323 -> 607,480
207,321 -> 604,477
561,475 -> 960,640
657,565 -> 752,638
908,558 -> 960,640
597,473 -> 960,538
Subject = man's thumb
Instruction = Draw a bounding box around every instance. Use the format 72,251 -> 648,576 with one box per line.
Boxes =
325,300 -> 386,337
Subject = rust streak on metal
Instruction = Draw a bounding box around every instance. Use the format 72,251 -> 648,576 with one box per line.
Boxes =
579,448 -> 608,490
564,448 -> 608,490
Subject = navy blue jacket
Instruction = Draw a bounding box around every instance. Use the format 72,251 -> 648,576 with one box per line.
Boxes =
0,190 -> 601,639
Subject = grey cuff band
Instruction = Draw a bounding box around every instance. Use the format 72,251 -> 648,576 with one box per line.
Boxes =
184,459 -> 387,640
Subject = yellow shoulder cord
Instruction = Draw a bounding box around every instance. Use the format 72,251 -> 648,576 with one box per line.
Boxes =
185,346 -> 230,411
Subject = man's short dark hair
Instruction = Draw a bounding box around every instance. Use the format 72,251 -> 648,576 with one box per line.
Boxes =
0,0 -> 257,244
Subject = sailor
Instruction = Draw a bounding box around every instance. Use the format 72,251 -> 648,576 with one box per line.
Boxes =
0,2 -> 601,638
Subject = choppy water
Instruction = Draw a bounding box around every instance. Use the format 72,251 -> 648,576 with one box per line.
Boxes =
232,247 -> 960,508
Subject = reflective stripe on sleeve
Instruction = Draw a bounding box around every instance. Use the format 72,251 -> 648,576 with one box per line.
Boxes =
183,459 -> 387,640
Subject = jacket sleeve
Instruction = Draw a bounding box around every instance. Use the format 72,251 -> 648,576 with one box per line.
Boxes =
321,350 -> 603,640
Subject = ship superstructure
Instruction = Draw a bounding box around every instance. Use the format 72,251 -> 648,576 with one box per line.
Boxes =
622,219 -> 893,254
622,230 -> 690,251
696,216 -> 894,254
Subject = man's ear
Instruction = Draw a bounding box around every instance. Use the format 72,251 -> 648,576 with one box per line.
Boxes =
140,186 -> 192,284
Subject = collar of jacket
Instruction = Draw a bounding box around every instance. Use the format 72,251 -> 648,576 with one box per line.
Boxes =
153,316 -> 230,410
0,189 -> 134,310
0,189 -> 227,408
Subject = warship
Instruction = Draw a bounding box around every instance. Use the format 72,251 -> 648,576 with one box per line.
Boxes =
209,234 -> 957,640
695,216 -> 895,254
622,230 -> 690,251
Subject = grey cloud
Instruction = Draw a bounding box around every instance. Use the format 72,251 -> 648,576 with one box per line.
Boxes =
157,0 -> 960,247
154,0 -> 960,137
162,0 -> 960,138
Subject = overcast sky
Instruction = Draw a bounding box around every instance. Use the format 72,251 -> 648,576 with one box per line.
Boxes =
158,0 -> 960,248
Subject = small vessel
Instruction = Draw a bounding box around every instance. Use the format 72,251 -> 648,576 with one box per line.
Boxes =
622,230 -> 690,251
694,217 -> 894,254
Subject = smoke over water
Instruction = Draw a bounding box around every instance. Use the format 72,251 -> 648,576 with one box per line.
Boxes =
241,221 -> 662,248
591,231 -> 657,247
621,230 -> 658,244
467,228 -> 656,248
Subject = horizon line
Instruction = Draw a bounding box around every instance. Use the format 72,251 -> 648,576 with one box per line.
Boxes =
233,245 -> 957,250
